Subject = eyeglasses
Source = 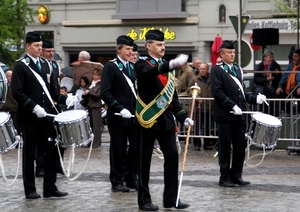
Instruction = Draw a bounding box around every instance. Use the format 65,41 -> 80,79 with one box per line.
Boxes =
43,50 -> 55,53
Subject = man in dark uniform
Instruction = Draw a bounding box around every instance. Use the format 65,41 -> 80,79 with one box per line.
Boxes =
210,40 -> 266,187
35,39 -> 65,177
134,29 -> 194,211
11,31 -> 75,199
100,35 -> 139,192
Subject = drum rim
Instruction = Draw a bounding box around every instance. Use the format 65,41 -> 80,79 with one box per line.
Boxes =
251,113 -> 282,127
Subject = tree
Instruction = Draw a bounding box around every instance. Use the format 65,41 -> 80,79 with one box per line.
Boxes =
275,0 -> 299,29
0,0 -> 34,67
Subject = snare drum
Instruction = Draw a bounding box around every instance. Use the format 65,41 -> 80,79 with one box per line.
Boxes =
0,67 -> 7,107
249,113 -> 282,149
54,110 -> 93,148
0,112 -> 18,153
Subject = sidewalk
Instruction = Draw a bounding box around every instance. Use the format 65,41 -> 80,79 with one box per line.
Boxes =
0,128 -> 300,212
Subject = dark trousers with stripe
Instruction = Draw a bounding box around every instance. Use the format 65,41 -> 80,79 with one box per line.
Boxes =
21,121 -> 58,196
138,127 -> 178,207
217,121 -> 247,183
108,125 -> 138,186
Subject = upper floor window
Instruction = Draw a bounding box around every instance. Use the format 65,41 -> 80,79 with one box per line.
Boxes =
284,0 -> 298,8
113,0 -> 189,20
219,4 -> 226,23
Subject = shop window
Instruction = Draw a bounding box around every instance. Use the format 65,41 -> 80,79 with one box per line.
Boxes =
112,0 -> 189,19
219,4 -> 226,23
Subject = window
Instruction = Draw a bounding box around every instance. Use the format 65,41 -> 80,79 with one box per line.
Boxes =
113,0 -> 189,19
284,0 -> 298,8
219,4 -> 226,23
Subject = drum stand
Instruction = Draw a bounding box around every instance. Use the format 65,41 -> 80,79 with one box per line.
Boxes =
0,136 -> 21,186
56,133 -> 94,181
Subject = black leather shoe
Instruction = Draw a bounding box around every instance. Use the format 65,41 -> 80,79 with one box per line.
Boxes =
35,171 -> 44,177
44,190 -> 68,198
26,192 -> 41,199
139,203 -> 159,211
126,181 -> 138,191
164,201 -> 190,209
111,184 -> 130,192
232,178 -> 250,186
219,181 -> 236,187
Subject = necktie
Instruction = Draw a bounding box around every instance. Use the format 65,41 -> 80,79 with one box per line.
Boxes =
126,63 -> 131,76
231,66 -> 237,77
36,60 -> 41,72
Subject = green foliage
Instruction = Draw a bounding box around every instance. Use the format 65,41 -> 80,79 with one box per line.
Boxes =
275,0 -> 297,17
0,0 -> 35,67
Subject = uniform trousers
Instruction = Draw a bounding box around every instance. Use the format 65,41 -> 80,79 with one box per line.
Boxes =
21,121 -> 58,196
108,125 -> 138,186
138,127 -> 178,207
217,121 -> 247,182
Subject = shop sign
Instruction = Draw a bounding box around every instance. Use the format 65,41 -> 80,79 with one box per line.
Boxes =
38,5 -> 50,24
244,18 -> 296,32
127,27 -> 176,41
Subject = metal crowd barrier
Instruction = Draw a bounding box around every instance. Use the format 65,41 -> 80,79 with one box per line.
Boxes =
177,97 -> 300,150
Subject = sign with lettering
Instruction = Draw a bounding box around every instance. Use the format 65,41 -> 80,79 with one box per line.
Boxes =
127,27 -> 176,41
244,18 -> 296,32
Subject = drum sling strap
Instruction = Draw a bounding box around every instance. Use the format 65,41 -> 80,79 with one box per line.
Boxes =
136,71 -> 175,128
21,58 -> 59,114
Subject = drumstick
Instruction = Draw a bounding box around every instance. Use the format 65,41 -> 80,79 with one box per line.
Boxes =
230,111 -> 262,114
114,113 -> 135,117
258,93 -> 269,106
46,113 -> 69,120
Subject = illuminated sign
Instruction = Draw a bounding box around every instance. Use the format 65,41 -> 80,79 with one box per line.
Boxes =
127,27 -> 176,40
38,5 -> 50,24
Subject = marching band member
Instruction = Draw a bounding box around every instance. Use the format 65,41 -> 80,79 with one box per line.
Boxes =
134,29 -> 193,211
100,35 -> 138,192
11,31 -> 75,199
210,40 -> 266,188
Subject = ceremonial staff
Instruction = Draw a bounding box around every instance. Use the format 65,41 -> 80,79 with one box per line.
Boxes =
176,83 -> 201,207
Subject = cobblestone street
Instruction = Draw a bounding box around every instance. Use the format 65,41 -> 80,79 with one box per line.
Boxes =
1,129 -> 300,212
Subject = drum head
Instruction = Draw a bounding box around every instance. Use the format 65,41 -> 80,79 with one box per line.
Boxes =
55,110 -> 87,123
252,113 -> 282,127
0,112 -> 9,125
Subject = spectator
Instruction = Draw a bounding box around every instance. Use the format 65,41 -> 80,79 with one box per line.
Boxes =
74,76 -> 90,110
130,43 -> 139,63
83,69 -> 102,148
175,56 -> 195,96
192,57 -> 201,75
276,49 -> 300,113
188,62 -> 215,150
254,50 -> 282,115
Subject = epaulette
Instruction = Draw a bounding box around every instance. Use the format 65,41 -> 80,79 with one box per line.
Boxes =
109,58 -> 117,63
138,56 -> 148,60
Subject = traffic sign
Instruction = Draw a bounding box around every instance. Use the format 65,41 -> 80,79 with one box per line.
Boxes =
229,15 -> 251,36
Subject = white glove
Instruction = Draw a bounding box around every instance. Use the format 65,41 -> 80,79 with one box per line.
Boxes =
169,54 -> 188,69
32,105 -> 47,118
66,95 -> 77,107
120,108 -> 132,119
232,105 -> 242,115
184,118 -> 194,128
256,94 -> 267,104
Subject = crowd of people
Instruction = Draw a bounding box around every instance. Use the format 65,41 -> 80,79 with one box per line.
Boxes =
2,28 -> 300,212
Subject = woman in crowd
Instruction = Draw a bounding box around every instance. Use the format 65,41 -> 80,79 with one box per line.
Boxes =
83,69 -> 102,148
74,76 -> 90,110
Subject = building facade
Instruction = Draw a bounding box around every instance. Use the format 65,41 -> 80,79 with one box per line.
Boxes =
27,0 -> 298,70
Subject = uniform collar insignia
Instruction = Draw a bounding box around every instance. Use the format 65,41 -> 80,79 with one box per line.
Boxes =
150,59 -> 156,65
118,63 -> 123,70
